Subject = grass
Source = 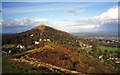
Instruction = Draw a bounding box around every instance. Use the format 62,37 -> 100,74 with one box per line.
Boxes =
3,56 -> 35,73
2,44 -> 16,49
97,45 -> 119,53
2,46 -> 55,73
2,50 -> 32,73
2,42 -> 119,73
84,47 -> 92,51
2,52 -> 53,73
12,52 -> 28,58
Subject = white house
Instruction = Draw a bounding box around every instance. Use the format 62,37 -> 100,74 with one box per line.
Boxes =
83,44 -> 86,47
76,40 -> 78,43
69,42 -> 71,44
17,44 -> 25,49
20,45 -> 24,49
34,41 -> 39,45
89,45 -> 92,48
8,50 -> 11,54
43,39 -> 47,41
39,39 -> 42,41
30,34 -> 34,37
107,41 -> 110,43
99,55 -> 103,59
47,39 -> 51,42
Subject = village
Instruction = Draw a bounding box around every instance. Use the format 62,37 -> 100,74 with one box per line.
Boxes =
81,36 -> 120,65
84,36 -> 119,47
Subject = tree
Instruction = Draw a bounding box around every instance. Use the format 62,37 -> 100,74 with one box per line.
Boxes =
104,50 -> 108,53
92,44 -> 97,52
115,51 -> 120,58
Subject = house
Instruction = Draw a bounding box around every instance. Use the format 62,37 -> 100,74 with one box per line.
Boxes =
34,41 -> 39,45
43,39 -> 47,41
39,39 -> 42,41
17,44 -> 25,49
79,43 -> 83,47
89,45 -> 92,48
107,41 -> 110,44
76,40 -> 78,43
99,55 -> 103,59
114,58 -> 120,64
83,44 -> 86,47
30,34 -> 34,37
8,50 -> 11,54
69,42 -> 71,44
47,39 -> 51,42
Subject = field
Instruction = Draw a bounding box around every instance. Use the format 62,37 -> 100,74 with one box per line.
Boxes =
97,45 -> 119,53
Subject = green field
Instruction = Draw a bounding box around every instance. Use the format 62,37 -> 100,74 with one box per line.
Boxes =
97,45 -> 119,53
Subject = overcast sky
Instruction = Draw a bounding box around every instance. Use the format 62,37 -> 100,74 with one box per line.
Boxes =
1,2 -> 119,33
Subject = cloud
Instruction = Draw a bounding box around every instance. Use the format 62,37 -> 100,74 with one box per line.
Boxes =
2,18 -> 50,33
67,8 -> 86,15
79,25 -> 99,30
0,20 -> 2,26
56,6 -> 118,32
94,6 -> 118,24
2,19 -> 33,27
35,18 -> 49,23
2,18 -> 50,27
1,6 -> 118,33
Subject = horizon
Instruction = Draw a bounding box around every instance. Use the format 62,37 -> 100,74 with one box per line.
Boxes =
1,2 -> 119,33
1,24 -> 118,34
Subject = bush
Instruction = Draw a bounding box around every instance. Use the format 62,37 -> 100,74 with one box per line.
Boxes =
59,54 -> 68,60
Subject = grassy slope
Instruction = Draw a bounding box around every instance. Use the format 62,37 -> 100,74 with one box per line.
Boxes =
2,45 -> 78,74
2,41 -> 118,73
2,55 -> 54,73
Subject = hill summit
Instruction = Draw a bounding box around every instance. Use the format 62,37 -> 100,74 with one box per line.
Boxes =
33,25 -> 47,30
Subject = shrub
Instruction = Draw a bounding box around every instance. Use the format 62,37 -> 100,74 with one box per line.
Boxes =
59,54 -> 68,60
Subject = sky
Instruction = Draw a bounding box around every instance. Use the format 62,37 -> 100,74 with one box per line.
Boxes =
2,0 -> 120,2
1,2 -> 119,33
